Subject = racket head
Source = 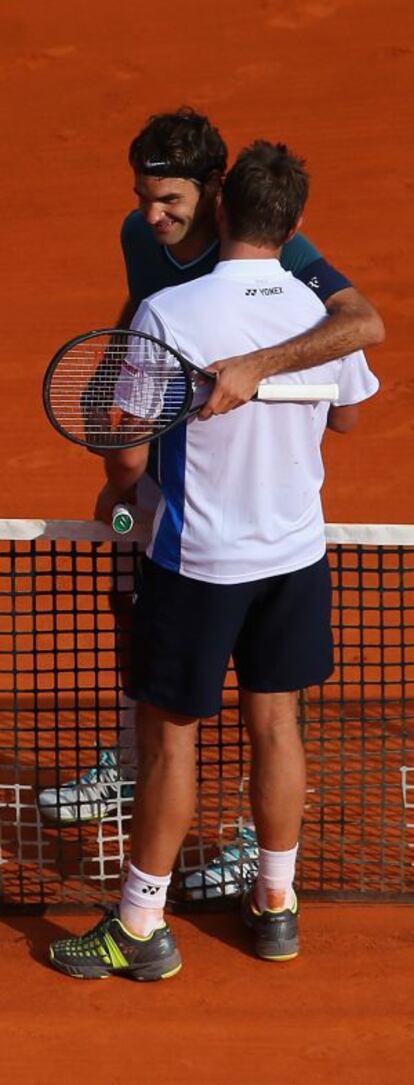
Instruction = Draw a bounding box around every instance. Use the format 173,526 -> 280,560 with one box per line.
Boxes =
42,327 -> 205,452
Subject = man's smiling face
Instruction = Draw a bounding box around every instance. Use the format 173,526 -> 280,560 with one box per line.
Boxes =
134,172 -> 216,248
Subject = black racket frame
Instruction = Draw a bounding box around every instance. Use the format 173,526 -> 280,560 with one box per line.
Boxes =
42,327 -> 215,452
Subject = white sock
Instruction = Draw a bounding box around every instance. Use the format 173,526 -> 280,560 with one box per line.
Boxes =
120,863 -> 171,936
254,845 -> 298,912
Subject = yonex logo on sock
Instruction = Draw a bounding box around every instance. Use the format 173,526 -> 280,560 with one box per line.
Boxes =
142,885 -> 160,896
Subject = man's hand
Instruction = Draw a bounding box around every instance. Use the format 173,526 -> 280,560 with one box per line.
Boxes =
198,356 -> 264,420
94,482 -> 123,525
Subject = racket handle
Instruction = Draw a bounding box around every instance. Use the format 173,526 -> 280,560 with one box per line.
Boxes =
112,504 -> 135,535
255,383 -> 339,403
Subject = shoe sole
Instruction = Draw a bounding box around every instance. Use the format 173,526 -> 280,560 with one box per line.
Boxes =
39,810 -> 117,826
38,798 -> 131,825
49,945 -> 182,981
256,948 -> 299,961
38,788 -> 134,825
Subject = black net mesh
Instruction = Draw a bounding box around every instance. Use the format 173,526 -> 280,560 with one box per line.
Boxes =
0,528 -> 413,910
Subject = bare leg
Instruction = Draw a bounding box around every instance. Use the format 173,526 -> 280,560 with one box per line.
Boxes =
49,698 -> 193,973
241,689 -> 305,849
237,690 -> 303,960
130,703 -> 199,873
119,703 -> 198,935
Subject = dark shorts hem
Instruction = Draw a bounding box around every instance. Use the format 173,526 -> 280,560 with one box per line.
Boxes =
132,689 -> 219,720
238,662 -> 335,696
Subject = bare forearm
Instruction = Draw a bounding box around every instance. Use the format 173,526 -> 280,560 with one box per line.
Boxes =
94,441 -> 149,525
105,448 -> 149,497
245,297 -> 385,381
105,463 -> 145,498
241,322 -> 337,381
252,322 -> 352,378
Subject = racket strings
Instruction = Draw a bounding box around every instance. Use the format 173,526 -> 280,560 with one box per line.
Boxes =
48,336 -> 194,447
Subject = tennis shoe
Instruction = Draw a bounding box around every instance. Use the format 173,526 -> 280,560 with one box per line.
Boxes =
183,826 -> 259,899
37,747 -> 134,824
49,906 -> 182,981
241,887 -> 299,961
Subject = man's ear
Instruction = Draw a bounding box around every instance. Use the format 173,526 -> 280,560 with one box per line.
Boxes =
284,214 -> 303,242
203,169 -> 223,198
215,190 -> 225,227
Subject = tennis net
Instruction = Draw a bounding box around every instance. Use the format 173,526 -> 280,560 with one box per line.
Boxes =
0,520 -> 413,910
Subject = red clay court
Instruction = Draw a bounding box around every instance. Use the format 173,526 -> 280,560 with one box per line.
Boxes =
1,1 -> 414,1082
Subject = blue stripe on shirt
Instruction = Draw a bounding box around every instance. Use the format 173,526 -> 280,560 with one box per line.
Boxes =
151,423 -> 187,571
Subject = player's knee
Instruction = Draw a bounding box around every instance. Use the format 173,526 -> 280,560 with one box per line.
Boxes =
137,704 -> 198,759
242,689 -> 298,736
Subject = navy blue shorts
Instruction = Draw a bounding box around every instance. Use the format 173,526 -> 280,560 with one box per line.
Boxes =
129,555 -> 334,718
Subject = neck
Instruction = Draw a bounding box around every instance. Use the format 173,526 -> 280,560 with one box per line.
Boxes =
167,222 -> 218,264
219,238 -> 281,261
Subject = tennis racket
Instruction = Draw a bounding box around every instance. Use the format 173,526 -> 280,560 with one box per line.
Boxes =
43,327 -> 339,453
43,327 -> 339,534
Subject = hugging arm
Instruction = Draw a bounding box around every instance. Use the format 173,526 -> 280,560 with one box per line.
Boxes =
198,286 -> 385,420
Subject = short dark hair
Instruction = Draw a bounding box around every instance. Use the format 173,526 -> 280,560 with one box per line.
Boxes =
222,141 -> 310,246
129,107 -> 227,183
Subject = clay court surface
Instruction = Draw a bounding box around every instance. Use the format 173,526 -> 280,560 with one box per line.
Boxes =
1,905 -> 413,1084
1,0 -> 414,1081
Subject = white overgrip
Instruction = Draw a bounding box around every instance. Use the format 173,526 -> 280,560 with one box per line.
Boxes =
255,383 -> 339,402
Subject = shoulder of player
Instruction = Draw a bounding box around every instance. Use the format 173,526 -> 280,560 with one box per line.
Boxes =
147,263 -> 327,322
281,231 -> 321,273
281,266 -> 327,315
146,273 -> 217,315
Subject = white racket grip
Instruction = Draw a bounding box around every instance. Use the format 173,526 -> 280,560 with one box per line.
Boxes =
256,382 -> 339,403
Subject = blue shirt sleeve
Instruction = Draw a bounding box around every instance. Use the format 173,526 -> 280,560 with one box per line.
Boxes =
294,258 -> 352,303
281,233 -> 352,302
281,232 -> 321,274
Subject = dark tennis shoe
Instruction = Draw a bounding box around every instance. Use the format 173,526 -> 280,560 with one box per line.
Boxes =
241,888 -> 299,961
49,907 -> 182,981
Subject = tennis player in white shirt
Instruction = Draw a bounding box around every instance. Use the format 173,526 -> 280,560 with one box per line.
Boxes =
49,140 -> 379,981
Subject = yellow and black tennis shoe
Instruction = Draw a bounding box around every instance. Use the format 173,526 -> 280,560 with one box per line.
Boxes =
241,888 -> 299,961
49,907 -> 182,981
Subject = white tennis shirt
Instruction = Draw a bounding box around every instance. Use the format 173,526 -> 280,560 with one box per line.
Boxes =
119,259 -> 379,584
